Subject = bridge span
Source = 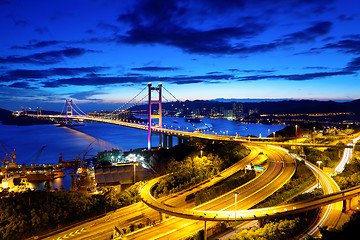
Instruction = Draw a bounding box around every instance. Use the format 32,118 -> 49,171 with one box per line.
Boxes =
29,113 -> 354,150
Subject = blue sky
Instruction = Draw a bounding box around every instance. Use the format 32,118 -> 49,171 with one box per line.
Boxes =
0,0 -> 360,111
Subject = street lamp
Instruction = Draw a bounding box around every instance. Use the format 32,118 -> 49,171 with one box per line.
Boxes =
200,150 -> 203,158
316,161 -> 322,188
295,125 -> 298,143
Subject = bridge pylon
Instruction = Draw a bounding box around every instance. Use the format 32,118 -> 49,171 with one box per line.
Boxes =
66,99 -> 73,124
148,83 -> 162,150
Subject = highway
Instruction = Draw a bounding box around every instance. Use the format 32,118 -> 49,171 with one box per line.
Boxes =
41,142 -> 360,239
299,157 -> 342,238
44,144 -> 262,240
138,147 -> 360,240
34,114 -> 360,239
128,145 -> 296,239
45,144 -> 295,240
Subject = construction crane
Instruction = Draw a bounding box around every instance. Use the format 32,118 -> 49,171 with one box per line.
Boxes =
81,141 -> 95,169
0,141 -> 17,167
32,145 -> 47,165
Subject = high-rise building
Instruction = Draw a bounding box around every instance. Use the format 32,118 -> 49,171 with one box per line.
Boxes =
233,103 -> 243,120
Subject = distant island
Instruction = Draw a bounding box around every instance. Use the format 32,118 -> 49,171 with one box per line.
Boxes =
0,108 -> 54,126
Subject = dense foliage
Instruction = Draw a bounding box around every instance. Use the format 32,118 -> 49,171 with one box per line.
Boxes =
152,141 -> 250,197
229,218 -> 301,240
0,183 -> 142,240
319,211 -> 360,240
304,147 -> 342,168
194,170 -> 256,205
333,150 -> 360,189
153,154 -> 223,197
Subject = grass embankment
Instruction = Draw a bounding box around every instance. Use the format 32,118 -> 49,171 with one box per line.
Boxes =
253,160 -> 316,208
304,147 -> 343,169
0,183 -> 141,240
152,141 -> 250,197
194,170 -> 256,206
184,158 -> 323,240
333,150 -> 360,189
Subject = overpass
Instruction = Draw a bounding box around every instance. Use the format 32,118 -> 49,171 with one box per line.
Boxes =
137,151 -> 359,240
139,174 -> 360,222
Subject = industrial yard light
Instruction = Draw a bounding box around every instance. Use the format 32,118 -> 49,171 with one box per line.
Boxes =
234,192 -> 239,221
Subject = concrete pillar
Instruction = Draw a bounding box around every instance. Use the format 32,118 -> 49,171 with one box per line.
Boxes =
169,136 -> 173,148
159,133 -> 163,148
204,221 -> 207,240
258,219 -> 263,228
159,212 -> 164,222
163,134 -> 168,148
177,137 -> 182,145
345,199 -> 351,213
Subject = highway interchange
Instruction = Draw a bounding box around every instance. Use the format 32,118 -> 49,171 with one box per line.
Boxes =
36,117 -> 360,240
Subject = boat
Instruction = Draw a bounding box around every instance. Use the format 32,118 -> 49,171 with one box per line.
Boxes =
54,170 -> 66,178
26,172 -> 55,182
58,122 -> 85,127
185,117 -> 201,123
1,176 -> 14,188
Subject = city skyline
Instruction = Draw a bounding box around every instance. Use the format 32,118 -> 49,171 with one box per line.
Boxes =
1,0 -> 360,111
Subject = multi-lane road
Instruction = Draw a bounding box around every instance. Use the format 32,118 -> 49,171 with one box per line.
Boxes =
45,144 -> 296,240
43,135 -> 360,240
128,145 -> 296,239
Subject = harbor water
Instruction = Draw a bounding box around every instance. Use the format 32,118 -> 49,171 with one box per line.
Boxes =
0,116 -> 286,190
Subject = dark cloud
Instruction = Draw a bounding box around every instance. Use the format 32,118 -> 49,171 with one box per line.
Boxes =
337,14 -> 353,21
131,66 -> 179,71
34,27 -> 50,34
0,48 -> 93,65
320,38 -> 360,54
233,21 -> 332,54
118,24 -> 266,54
238,70 -> 354,81
7,14 -> 28,26
115,0 -> 334,55
41,68 -> 356,88
117,2 -> 331,55
345,57 -> 360,71
11,40 -> 63,50
2,66 -> 108,82
69,90 -> 104,101
42,73 -> 236,88
283,21 -> 332,43
8,81 -> 36,89
42,76 -> 149,88
97,22 -> 120,32
117,0 -> 267,54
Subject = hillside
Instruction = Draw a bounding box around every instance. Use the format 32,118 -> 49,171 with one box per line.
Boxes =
0,108 -> 53,126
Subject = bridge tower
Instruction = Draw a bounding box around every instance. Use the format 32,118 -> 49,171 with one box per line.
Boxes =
65,99 -> 73,124
147,83 -> 162,150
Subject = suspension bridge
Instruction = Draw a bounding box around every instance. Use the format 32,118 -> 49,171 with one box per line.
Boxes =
27,83 -> 354,150
27,83 -> 360,240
